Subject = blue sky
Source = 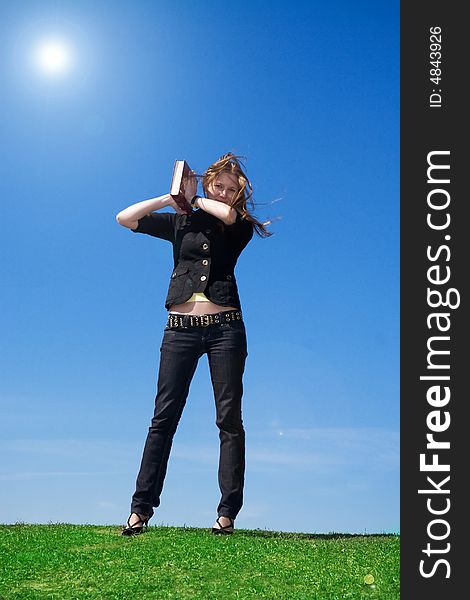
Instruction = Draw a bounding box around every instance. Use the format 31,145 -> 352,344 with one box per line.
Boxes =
0,0 -> 399,534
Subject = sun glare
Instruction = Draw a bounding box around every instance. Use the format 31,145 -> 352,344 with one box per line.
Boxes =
35,40 -> 72,75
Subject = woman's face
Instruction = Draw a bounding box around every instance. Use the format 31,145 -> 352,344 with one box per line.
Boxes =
207,172 -> 240,205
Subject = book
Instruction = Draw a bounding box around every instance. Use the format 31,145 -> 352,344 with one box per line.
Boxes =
170,160 -> 193,214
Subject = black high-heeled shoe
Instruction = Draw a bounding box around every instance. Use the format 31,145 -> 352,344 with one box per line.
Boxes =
121,513 -> 151,536
211,516 -> 234,535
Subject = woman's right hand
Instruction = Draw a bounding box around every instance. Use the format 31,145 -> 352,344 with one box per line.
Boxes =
168,195 -> 194,215
167,196 -> 187,214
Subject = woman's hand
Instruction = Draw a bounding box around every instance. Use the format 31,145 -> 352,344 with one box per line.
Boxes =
183,171 -> 198,203
168,196 -> 189,214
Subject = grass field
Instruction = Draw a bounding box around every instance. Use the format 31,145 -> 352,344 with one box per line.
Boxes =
0,524 -> 399,599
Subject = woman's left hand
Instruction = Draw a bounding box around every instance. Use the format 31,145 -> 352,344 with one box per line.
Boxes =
183,171 -> 198,202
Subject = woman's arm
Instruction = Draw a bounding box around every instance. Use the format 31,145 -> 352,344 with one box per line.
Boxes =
193,196 -> 237,225
183,174 -> 236,225
115,194 -> 184,230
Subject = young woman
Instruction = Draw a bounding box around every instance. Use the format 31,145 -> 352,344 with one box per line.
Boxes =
116,153 -> 270,535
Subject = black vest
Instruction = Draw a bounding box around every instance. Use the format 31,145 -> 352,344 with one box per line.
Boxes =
131,209 -> 254,310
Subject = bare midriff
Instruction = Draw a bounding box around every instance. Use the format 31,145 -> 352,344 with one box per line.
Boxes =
169,297 -> 239,316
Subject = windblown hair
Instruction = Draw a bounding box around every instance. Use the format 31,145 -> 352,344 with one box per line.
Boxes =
202,153 -> 272,238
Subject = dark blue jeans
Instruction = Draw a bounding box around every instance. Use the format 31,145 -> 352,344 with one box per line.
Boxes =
130,318 -> 248,520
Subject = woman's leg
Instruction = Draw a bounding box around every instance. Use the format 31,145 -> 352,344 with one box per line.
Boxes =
130,328 -> 202,517
206,321 -> 248,521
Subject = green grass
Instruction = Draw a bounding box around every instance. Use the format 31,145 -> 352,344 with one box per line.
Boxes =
0,524 -> 399,599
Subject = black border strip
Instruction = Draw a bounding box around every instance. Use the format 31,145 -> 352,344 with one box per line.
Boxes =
401,2 -> 466,597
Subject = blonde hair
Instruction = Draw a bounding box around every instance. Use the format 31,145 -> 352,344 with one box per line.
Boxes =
202,153 -> 272,238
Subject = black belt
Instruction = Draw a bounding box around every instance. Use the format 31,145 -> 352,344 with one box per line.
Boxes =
166,310 -> 243,329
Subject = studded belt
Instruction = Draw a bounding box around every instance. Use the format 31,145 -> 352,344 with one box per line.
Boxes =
166,310 -> 243,329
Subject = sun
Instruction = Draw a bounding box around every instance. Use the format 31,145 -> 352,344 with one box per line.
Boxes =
34,39 -> 72,76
